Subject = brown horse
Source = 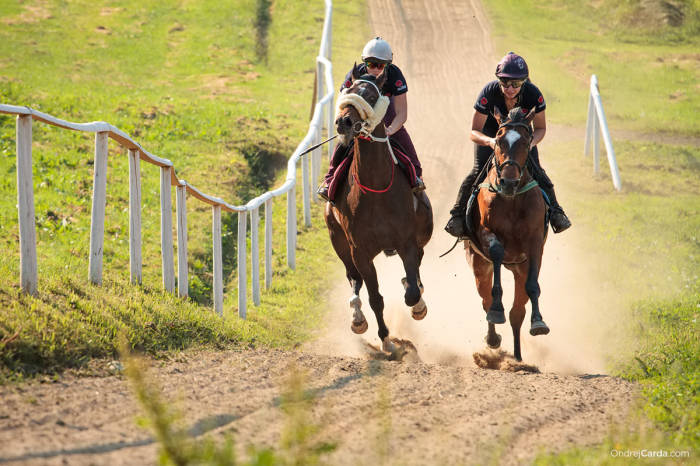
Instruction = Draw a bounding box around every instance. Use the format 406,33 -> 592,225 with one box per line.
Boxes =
325,65 -> 433,351
465,106 -> 550,362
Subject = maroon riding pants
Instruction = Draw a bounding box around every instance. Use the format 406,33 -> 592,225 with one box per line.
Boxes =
324,96 -> 422,183
324,127 -> 422,183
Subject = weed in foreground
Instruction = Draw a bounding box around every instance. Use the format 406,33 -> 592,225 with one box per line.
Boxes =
121,342 -> 334,465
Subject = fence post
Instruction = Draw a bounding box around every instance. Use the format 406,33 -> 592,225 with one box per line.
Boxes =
237,210 -> 247,318
593,114 -> 600,174
302,140 -> 311,227
287,186 -> 296,270
584,94 -> 594,158
89,131 -> 108,285
160,166 -> 175,292
176,182 -> 188,298
16,115 -> 37,295
128,149 -> 142,285
212,205 -> 223,315
264,198 -> 272,290
327,94 -> 335,161
251,207 -> 260,305
315,59 -> 324,195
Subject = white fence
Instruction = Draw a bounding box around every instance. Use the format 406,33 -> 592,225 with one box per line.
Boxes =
1,0 -> 335,319
584,74 -> 622,191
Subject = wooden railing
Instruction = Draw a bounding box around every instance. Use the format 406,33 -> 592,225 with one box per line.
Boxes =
1,0 -> 335,318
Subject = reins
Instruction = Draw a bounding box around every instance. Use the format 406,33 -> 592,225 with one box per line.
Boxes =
343,78 -> 399,195
486,119 -> 536,196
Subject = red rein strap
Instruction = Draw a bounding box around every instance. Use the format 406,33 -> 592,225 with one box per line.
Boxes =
353,135 -> 395,194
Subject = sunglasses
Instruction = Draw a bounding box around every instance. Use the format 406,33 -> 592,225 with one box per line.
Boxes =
499,78 -> 525,88
364,61 -> 386,70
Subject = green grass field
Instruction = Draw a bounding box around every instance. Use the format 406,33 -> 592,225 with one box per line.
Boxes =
487,0 -> 699,136
484,0 -> 699,454
0,0 -> 368,381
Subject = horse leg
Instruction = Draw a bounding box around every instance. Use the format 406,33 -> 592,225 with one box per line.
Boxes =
470,251 -> 501,348
526,248 -> 550,336
486,236 -> 506,324
510,266 -> 529,361
398,242 -> 427,320
325,207 -> 367,333
351,249 -> 391,350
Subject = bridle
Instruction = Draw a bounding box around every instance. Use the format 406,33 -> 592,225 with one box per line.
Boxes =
488,119 -> 538,195
340,78 -> 399,193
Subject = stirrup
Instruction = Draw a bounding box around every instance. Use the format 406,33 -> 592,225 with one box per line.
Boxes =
444,214 -> 467,238
412,177 -> 426,193
317,184 -> 330,202
549,207 -> 571,233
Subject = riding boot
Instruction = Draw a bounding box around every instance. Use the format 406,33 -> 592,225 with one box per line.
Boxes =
527,148 -> 571,233
540,185 -> 571,233
444,172 -> 477,238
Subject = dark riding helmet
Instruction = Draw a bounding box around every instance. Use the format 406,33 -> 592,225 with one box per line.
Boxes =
495,52 -> 529,79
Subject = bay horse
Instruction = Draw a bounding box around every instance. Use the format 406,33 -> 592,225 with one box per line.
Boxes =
465,106 -> 550,362
324,65 -> 433,351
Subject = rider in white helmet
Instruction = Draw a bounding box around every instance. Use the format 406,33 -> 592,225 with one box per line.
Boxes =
318,37 -> 424,201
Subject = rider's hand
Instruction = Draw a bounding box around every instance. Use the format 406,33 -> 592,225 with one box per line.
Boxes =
489,137 -> 496,149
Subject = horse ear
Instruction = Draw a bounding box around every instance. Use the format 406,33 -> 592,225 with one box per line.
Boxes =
375,66 -> 388,89
351,62 -> 362,81
493,107 -> 503,125
525,106 -> 537,123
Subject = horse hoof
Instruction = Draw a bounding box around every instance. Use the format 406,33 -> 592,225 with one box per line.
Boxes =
411,298 -> 427,320
351,319 -> 368,334
530,320 -> 550,336
486,310 -> 506,324
485,333 -> 502,349
382,338 -> 395,353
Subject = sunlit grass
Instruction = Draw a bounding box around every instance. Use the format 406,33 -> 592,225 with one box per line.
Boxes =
0,0 -> 368,380
484,0 -> 700,136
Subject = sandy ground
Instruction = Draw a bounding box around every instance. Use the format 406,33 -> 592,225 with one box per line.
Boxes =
0,1 -> 639,465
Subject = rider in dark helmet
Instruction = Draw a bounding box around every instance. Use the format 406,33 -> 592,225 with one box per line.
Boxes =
317,37 -> 424,201
444,52 -> 572,237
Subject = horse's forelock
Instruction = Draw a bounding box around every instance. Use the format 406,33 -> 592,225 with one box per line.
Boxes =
507,107 -> 527,124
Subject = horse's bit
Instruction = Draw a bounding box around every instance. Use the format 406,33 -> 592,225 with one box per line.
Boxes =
343,79 -> 398,164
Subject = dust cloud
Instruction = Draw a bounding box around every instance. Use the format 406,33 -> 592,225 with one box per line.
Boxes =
305,0 -> 625,375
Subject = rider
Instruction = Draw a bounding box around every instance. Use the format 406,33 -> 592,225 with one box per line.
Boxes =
317,37 -> 424,201
444,52 -> 572,237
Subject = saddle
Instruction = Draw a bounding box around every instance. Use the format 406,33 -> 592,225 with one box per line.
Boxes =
327,138 -> 420,202
463,159 -> 551,258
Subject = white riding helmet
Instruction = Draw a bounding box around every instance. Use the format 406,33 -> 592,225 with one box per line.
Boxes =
361,37 -> 393,64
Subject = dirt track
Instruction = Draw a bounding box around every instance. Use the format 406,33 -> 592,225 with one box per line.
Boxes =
0,1 -> 637,464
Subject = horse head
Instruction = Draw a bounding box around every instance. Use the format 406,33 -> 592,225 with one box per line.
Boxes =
335,64 -> 389,145
492,106 -> 535,197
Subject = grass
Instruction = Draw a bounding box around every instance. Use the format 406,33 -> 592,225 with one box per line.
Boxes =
483,0 -> 700,456
122,344 -> 335,465
485,0 -> 700,136
0,0 -> 368,380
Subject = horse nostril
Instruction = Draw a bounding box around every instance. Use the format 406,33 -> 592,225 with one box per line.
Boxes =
343,116 -> 353,128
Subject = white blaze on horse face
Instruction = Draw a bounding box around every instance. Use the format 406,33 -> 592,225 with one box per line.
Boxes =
504,129 -> 521,151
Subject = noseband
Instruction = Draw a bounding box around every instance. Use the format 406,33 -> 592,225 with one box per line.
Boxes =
494,120 -> 533,183
488,119 -> 538,196
337,79 -> 390,141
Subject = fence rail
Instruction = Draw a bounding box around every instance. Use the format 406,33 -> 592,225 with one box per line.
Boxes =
1,0 -> 335,319
584,74 -> 622,191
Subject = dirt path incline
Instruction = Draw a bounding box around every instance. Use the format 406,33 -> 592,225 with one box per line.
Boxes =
0,1 -> 638,465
